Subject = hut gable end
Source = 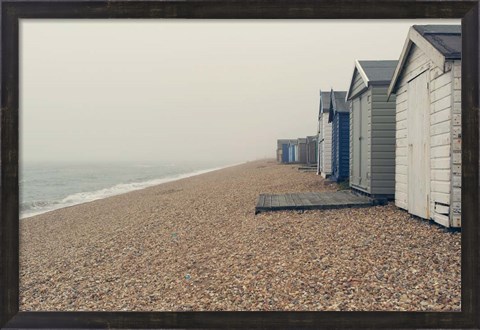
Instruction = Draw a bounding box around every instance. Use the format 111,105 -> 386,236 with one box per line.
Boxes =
347,66 -> 368,101
388,24 -> 461,97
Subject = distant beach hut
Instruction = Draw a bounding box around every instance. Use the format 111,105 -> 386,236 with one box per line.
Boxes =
328,90 -> 350,182
306,136 -> 318,166
288,140 -> 298,163
282,143 -> 289,163
346,60 -> 398,198
277,139 -> 290,163
294,143 -> 299,162
297,138 -> 307,164
317,90 -> 332,177
387,25 -> 461,227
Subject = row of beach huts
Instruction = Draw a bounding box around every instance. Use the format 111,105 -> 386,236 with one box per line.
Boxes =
276,25 -> 462,228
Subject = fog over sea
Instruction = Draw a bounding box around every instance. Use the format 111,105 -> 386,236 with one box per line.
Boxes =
20,160 -> 237,219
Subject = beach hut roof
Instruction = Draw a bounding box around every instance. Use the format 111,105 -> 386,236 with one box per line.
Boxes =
277,139 -> 290,148
319,90 -> 332,117
413,25 -> 461,59
388,24 -> 461,97
328,90 -> 348,123
358,60 -> 398,83
298,138 -> 307,143
346,60 -> 398,100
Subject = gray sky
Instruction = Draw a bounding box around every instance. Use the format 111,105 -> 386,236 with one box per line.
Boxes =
20,19 -> 459,163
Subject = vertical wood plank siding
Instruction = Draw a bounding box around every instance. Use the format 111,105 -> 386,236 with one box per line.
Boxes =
331,112 -> 350,182
320,115 -> 332,176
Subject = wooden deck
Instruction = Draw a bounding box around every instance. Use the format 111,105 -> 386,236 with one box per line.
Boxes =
297,166 -> 317,172
255,190 -> 384,214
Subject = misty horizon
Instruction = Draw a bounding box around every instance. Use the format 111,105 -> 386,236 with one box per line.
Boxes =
20,19 -> 459,163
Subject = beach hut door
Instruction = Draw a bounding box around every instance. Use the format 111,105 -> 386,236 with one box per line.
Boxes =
282,144 -> 289,163
407,71 -> 430,219
352,98 -> 361,185
360,95 -> 368,187
352,96 -> 367,188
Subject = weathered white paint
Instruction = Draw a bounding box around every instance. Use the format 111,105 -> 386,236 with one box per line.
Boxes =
407,70 -> 430,219
388,26 -> 447,96
435,203 -> 450,214
450,60 -> 462,227
319,113 -> 332,177
390,40 -> 461,228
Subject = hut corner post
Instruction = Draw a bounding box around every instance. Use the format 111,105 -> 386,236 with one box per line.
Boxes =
461,3 -> 479,326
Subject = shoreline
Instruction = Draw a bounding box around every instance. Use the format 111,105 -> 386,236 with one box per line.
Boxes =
21,161 -> 247,220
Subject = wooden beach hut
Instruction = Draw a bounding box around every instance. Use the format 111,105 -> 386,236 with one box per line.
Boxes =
346,60 -> 398,198
328,90 -> 350,182
277,139 -> 290,163
288,140 -> 298,163
306,136 -> 318,166
317,90 -> 332,177
297,138 -> 307,164
387,25 -> 461,228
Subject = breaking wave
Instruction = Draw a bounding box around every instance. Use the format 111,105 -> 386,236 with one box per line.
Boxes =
20,163 -> 240,219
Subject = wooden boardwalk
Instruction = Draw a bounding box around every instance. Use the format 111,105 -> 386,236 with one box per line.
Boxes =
255,190 -> 383,214
297,166 -> 317,172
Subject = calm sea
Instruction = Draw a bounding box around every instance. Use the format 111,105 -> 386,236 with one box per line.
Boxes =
20,160 -> 235,219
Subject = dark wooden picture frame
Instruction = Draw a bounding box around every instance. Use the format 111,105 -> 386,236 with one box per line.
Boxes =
1,1 -> 479,328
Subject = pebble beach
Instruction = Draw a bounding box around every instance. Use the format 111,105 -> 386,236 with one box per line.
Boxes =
20,159 -> 461,311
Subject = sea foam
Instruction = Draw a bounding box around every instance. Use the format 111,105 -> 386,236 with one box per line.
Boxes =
21,163 -> 242,219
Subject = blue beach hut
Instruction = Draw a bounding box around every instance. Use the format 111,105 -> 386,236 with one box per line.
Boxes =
288,141 -> 297,162
282,143 -> 289,163
277,139 -> 290,163
328,90 -> 350,182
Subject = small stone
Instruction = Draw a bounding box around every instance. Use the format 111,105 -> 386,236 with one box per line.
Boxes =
18,160 -> 461,312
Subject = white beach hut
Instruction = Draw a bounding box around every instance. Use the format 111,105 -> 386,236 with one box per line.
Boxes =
388,25 -> 462,228
317,90 -> 332,177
